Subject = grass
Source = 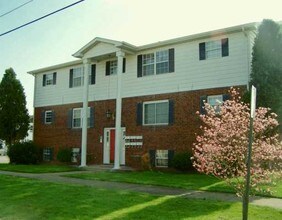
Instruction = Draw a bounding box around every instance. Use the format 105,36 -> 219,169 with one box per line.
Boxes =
0,164 -> 82,173
0,174 -> 281,220
66,171 -> 282,198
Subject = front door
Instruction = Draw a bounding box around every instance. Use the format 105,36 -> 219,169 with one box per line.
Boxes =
103,128 -> 125,165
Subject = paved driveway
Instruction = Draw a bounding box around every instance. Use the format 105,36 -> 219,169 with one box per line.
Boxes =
0,156 -> 10,164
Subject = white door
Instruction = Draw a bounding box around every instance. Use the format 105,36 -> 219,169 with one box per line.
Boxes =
103,127 -> 126,165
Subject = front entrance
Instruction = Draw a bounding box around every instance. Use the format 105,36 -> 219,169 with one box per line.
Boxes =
103,127 -> 125,165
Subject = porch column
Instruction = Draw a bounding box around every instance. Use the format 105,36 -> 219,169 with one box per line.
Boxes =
113,50 -> 125,170
81,58 -> 91,167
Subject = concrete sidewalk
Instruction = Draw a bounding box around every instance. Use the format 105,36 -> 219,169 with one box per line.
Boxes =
0,170 -> 281,210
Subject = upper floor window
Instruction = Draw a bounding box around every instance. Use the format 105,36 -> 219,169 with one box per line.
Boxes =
199,38 -> 229,60
69,65 -> 96,88
42,72 -> 56,87
137,48 -> 174,77
105,59 -> 126,76
73,67 -> 83,87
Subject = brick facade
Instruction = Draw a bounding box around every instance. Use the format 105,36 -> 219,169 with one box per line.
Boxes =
34,86 -> 240,168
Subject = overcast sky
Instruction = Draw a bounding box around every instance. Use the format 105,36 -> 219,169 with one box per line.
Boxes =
0,0 -> 282,114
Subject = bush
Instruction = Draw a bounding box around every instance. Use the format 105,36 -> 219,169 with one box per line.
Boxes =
8,141 -> 41,164
57,148 -> 72,163
172,152 -> 193,171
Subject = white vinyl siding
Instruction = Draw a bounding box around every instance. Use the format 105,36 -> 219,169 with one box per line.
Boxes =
34,32 -> 252,108
143,100 -> 169,125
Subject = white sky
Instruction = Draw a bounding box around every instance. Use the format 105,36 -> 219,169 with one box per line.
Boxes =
0,0 -> 282,114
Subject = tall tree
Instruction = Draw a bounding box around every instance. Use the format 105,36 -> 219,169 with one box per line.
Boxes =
0,68 -> 30,146
250,19 -> 282,129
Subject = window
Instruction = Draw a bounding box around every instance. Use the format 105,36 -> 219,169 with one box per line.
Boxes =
110,60 -> 117,75
72,108 -> 91,128
71,148 -> 80,163
206,40 -> 222,59
73,67 -> 84,87
199,38 -> 229,60
143,100 -> 169,125
155,150 -> 168,167
105,59 -> 126,76
43,148 -> 52,161
137,48 -> 174,77
45,110 -> 53,124
43,72 -> 56,86
207,95 -> 223,114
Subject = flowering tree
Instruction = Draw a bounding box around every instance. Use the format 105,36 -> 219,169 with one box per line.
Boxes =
193,87 -> 282,196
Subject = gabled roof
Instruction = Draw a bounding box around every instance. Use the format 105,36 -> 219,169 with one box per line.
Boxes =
72,37 -> 138,58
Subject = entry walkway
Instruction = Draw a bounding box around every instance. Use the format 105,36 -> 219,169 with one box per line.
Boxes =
0,169 -> 281,210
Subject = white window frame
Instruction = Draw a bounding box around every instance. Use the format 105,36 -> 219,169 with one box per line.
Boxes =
45,73 -> 54,86
155,150 -> 168,167
72,67 -> 84,87
142,49 -> 170,77
72,107 -> 90,129
143,100 -> 169,126
207,95 -> 223,113
205,40 -> 222,59
45,110 -> 53,124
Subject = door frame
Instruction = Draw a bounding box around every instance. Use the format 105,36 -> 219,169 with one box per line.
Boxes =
103,127 -> 126,165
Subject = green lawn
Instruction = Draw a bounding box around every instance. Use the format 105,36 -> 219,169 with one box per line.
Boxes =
66,171 -> 282,198
0,175 -> 281,220
0,164 -> 82,173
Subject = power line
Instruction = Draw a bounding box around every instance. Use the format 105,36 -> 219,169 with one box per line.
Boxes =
0,0 -> 34,18
0,0 -> 85,37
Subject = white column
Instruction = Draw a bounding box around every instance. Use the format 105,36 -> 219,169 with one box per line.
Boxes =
113,51 -> 125,170
80,58 -> 91,167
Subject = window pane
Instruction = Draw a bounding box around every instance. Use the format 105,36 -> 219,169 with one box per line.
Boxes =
156,62 -> 169,74
73,109 -> 81,128
156,102 -> 169,124
73,67 -> 83,87
46,74 -> 53,85
45,111 -> 52,124
156,50 -> 168,62
110,60 -> 117,75
143,64 -> 154,76
207,95 -> 223,113
155,150 -> 168,167
144,103 -> 155,124
206,40 -> 221,59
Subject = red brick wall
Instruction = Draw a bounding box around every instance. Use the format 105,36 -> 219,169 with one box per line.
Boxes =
34,86 -> 244,168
